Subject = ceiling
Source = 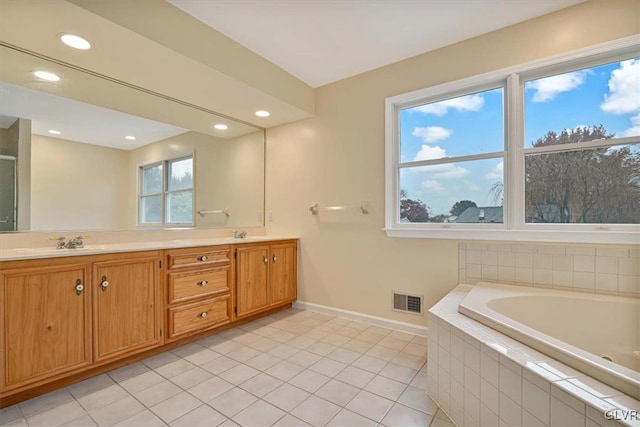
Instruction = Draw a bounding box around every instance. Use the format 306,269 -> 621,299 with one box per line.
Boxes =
0,82 -> 188,150
169,0 -> 585,88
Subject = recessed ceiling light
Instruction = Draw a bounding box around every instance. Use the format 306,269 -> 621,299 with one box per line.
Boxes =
125,135 -> 136,140
59,34 -> 92,50
34,71 -> 60,82
48,130 -> 61,135
214,124 -> 228,130
255,110 -> 270,117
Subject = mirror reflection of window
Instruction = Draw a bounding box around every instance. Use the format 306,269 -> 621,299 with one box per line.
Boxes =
139,156 -> 194,226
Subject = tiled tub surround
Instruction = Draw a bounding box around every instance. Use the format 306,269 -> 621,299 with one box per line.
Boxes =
0,307 -> 453,427
459,283 -> 640,400
458,243 -> 640,297
428,285 -> 640,427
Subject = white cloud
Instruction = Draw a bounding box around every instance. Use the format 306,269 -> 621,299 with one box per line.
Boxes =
413,144 -> 447,161
421,179 -> 445,194
411,144 -> 470,179
528,71 -> 587,102
412,126 -> 452,143
620,113 -> 640,137
412,94 -> 484,116
432,166 -> 470,179
462,180 -> 481,192
601,59 -> 640,115
483,161 -> 504,180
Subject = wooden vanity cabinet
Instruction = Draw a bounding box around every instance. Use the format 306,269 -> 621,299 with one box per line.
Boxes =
164,246 -> 233,341
236,241 -> 297,319
93,254 -> 161,363
0,239 -> 296,407
0,261 -> 92,392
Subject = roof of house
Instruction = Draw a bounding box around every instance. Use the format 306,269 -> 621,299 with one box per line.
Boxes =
455,206 -> 503,223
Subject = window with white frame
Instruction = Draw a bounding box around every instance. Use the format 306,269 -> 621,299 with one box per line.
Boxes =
139,156 -> 194,226
385,37 -> 639,243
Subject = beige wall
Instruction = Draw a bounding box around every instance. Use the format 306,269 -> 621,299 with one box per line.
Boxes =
129,131 -> 264,229
265,0 -> 640,326
0,128 -> 9,154
30,135 -> 129,231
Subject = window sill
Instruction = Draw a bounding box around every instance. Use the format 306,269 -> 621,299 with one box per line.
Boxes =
383,227 -> 639,244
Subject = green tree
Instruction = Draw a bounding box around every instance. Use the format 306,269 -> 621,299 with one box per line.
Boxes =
450,200 -> 477,216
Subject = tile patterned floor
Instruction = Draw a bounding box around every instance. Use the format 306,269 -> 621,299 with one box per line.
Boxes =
0,308 -> 455,427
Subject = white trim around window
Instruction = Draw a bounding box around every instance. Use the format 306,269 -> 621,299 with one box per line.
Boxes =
137,152 -> 195,228
384,35 -> 640,244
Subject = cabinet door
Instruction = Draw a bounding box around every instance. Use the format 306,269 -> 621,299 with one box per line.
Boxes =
1,264 -> 91,390
269,243 -> 297,306
93,256 -> 160,362
236,246 -> 269,318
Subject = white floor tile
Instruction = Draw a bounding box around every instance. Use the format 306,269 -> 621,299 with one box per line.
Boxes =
10,310 -> 438,427
352,355 -> 388,374
326,409 -> 377,427
134,381 -> 182,407
271,414 -> 312,427
290,395 -> 341,426
114,410 -> 165,427
315,379 -> 361,407
265,360 -> 306,381
346,390 -> 394,422
239,373 -> 283,397
19,388 -> 74,418
288,369 -> 331,393
169,404 -> 226,427
309,358 -> 347,377
218,364 -> 260,385
170,367 -> 213,389
187,376 -> 235,403
381,403 -> 434,427
26,401 -> 86,427
335,366 -> 376,388
263,383 -> 311,412
201,355 -> 240,375
60,415 -> 97,427
232,400 -> 286,427
89,396 -> 145,427
149,392 -> 202,424
0,405 -> 23,426
76,384 -> 129,412
398,386 -> 439,415
208,387 -> 258,418
365,375 -> 408,401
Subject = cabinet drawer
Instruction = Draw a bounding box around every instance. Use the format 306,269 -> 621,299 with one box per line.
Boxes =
168,268 -> 229,304
167,247 -> 230,270
168,295 -> 230,338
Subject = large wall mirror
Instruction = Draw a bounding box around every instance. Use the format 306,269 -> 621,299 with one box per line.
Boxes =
0,44 -> 265,233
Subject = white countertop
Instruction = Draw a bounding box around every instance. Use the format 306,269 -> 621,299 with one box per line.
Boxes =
0,235 -> 299,262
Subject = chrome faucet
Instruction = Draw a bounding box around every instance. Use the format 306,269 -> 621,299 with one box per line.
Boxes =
233,230 -> 247,239
65,236 -> 86,249
51,236 -> 67,249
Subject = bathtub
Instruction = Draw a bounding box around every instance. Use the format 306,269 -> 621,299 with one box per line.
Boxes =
458,282 -> 640,400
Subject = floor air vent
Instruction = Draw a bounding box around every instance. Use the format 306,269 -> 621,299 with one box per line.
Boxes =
393,292 -> 423,315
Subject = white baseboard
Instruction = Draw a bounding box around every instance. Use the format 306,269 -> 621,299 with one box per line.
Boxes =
292,300 -> 429,337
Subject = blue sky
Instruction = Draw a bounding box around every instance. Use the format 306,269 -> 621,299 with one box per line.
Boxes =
399,57 -> 640,219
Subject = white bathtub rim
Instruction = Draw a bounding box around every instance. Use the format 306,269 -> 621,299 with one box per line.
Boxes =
458,282 -> 640,401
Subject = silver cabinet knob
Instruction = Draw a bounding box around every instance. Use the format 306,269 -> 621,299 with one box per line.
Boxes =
199,312 -> 208,318
199,280 -> 208,287
199,255 -> 208,261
